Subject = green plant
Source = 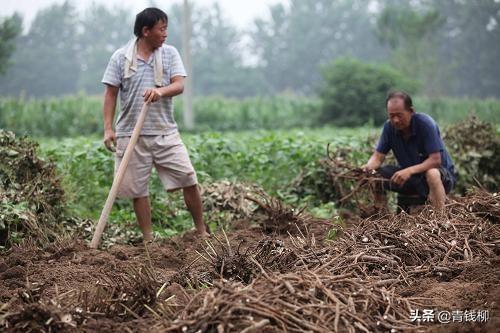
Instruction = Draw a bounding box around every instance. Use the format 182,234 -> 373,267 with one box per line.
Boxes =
1,94 -> 498,137
443,116 -> 500,194
37,128 -> 373,234
0,130 -> 65,247
319,58 -> 419,127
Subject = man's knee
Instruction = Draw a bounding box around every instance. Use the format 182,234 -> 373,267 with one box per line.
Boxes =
133,196 -> 149,203
184,184 -> 198,189
182,184 -> 200,196
425,168 -> 441,185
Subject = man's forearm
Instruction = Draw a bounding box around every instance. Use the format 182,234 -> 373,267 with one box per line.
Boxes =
366,151 -> 386,170
406,154 -> 441,175
158,81 -> 184,98
103,96 -> 117,131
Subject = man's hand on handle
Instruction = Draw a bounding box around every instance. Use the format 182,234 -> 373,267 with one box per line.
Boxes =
143,88 -> 162,103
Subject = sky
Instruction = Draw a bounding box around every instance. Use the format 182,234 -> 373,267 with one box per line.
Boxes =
1,0 -> 288,31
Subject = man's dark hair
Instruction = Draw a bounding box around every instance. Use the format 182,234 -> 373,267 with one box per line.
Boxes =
386,90 -> 414,111
134,8 -> 168,37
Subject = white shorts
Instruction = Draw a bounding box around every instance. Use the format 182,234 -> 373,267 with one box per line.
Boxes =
114,133 -> 198,198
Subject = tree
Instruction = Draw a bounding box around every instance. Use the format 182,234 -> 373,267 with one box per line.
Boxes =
433,0 -> 500,98
377,0 -> 500,98
182,0 -> 194,129
76,4 -> 133,94
250,0 -> 387,94
319,58 -> 419,126
169,2 -> 264,97
376,5 -> 445,96
0,13 -> 22,75
0,1 -> 79,97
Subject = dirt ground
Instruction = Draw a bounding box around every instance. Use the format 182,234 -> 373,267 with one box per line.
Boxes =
1,211 -> 498,333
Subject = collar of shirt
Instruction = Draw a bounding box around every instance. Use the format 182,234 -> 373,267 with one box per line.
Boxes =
124,38 -> 163,87
138,54 -> 155,65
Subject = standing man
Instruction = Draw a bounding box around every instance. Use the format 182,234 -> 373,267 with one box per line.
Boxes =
363,90 -> 456,210
101,8 -> 209,240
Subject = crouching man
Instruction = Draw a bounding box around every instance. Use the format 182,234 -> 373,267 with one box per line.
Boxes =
362,91 -> 457,211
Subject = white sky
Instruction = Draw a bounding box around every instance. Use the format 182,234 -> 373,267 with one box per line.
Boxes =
0,0 -> 288,31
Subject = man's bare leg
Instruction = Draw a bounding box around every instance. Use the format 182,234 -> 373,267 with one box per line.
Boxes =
374,192 -> 388,207
373,178 -> 388,210
183,184 -> 210,237
133,196 -> 153,241
426,168 -> 446,210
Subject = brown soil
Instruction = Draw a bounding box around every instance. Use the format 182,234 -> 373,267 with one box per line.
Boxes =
0,214 -> 498,333
398,257 -> 500,333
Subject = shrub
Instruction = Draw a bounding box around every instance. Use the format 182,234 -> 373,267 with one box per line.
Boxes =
319,58 -> 419,127
443,116 -> 500,194
0,130 -> 65,247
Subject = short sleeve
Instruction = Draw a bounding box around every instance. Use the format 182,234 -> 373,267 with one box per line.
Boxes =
168,46 -> 187,78
421,119 -> 442,154
375,121 -> 391,154
102,51 -> 122,87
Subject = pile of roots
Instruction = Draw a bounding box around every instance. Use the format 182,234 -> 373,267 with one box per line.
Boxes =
200,181 -> 261,224
246,192 -> 313,234
153,189 -> 500,332
0,130 -> 64,247
155,272 -> 417,333
1,189 -> 498,332
0,130 -> 144,249
316,195 -> 499,284
293,142 -> 389,215
2,263 -> 158,332
443,116 -> 500,194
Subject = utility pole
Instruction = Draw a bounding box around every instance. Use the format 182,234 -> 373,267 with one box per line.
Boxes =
182,0 -> 194,130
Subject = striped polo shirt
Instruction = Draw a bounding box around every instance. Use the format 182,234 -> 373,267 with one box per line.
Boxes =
102,43 -> 186,137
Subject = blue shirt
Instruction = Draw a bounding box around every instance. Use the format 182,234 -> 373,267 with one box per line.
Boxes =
376,113 -> 456,181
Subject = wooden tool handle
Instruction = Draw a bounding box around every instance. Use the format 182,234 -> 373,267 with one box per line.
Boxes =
90,102 -> 150,248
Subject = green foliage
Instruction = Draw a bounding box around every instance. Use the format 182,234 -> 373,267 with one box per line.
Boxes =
38,128 -> 368,232
0,1 -> 266,98
415,96 -> 500,125
251,0 -> 386,94
41,137 -> 113,218
0,95 -> 321,137
319,58 -> 419,126
28,120 -> 500,240
76,4 -> 133,94
0,1 -> 499,99
0,2 -> 80,96
376,6 -> 445,96
377,0 -> 500,98
170,3 -> 265,97
180,95 -> 321,131
184,129 -> 333,189
0,130 -> 65,247
0,2 -> 133,97
0,94 -> 102,137
443,117 -> 500,194
432,0 -> 500,98
376,7 -> 443,49
1,94 -> 498,138
0,13 -> 22,75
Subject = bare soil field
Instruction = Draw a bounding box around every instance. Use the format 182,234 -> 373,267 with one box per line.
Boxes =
1,191 -> 498,333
